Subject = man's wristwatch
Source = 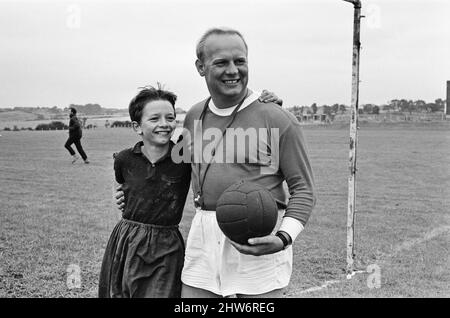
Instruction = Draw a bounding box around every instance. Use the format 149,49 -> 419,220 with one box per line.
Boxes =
275,231 -> 292,250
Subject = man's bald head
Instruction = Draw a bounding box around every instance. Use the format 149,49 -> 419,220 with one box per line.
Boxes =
196,27 -> 248,62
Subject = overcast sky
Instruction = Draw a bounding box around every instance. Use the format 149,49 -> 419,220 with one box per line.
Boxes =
0,0 -> 448,110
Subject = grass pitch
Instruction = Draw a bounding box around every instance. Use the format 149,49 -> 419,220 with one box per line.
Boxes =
0,123 -> 448,297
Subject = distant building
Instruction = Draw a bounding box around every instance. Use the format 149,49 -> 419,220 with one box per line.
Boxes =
293,106 -> 330,124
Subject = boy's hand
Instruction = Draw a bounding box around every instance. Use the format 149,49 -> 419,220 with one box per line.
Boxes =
258,89 -> 283,106
115,184 -> 125,212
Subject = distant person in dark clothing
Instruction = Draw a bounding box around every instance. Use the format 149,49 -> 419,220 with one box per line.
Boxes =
64,107 -> 89,164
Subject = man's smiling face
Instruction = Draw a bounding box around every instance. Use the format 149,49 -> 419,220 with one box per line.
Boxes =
196,33 -> 249,108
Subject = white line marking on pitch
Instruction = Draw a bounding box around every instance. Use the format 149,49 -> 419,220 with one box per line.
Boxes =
287,224 -> 450,297
295,279 -> 342,295
391,225 -> 450,257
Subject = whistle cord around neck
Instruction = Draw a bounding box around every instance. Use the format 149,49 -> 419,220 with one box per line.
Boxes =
194,92 -> 248,208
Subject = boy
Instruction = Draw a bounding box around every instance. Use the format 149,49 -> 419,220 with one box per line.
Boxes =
98,85 -> 191,298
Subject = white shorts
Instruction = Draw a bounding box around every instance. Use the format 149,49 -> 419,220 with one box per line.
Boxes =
181,209 -> 293,297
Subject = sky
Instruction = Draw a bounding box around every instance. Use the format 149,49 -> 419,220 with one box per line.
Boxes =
0,0 -> 449,110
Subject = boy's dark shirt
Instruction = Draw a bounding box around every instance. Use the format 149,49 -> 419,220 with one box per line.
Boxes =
114,141 -> 191,226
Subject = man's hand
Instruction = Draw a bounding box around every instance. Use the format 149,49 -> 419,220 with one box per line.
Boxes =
115,184 -> 125,212
229,235 -> 284,256
258,89 -> 283,106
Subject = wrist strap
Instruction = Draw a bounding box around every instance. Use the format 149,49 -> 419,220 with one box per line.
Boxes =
275,231 -> 292,249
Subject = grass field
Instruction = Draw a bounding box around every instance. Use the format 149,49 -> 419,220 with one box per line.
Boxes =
0,123 -> 449,298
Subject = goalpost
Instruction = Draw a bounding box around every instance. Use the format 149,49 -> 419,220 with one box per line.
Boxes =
342,0 -> 362,278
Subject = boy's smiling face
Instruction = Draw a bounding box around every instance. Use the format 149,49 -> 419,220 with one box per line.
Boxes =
134,100 -> 176,147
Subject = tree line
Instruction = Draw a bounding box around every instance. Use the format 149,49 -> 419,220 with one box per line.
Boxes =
287,98 -> 446,116
1,105 -> 188,116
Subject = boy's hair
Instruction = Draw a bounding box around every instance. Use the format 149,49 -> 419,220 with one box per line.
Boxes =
129,84 -> 177,123
70,107 -> 77,115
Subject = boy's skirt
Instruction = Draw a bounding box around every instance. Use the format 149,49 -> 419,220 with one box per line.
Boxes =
181,208 -> 292,297
99,218 -> 184,298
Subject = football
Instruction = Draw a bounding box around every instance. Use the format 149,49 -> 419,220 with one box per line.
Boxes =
216,180 -> 278,245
